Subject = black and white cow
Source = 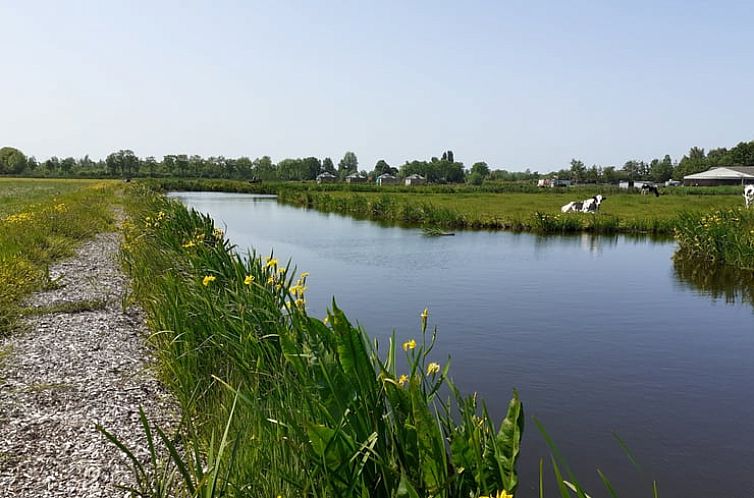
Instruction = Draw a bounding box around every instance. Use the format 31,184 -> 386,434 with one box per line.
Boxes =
745,184 -> 754,208
561,194 -> 606,213
640,184 -> 660,197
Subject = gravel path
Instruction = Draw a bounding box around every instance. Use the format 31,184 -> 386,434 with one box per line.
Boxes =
0,229 -> 175,497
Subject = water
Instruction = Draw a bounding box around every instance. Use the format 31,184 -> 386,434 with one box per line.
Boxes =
170,191 -> 754,497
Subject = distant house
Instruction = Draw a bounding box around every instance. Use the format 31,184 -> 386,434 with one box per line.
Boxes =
345,173 -> 368,184
404,174 -> 427,186
316,172 -> 337,184
537,178 -> 571,188
683,166 -> 754,186
376,173 -> 399,186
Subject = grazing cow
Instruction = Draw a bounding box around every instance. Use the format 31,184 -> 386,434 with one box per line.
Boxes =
640,184 -> 660,197
561,194 -> 605,213
745,184 -> 754,208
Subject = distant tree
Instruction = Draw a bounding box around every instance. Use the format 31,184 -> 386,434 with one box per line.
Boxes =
586,165 -> 601,183
649,154 -> 674,183
338,151 -> 358,178
301,157 -> 321,180
602,166 -> 618,183
0,146 -> 28,174
60,157 -> 76,175
674,147 -> 707,180
469,161 -> 490,178
446,150 -> 454,163
622,160 -> 642,181
45,156 -> 60,175
252,156 -> 276,180
569,159 -> 587,183
373,159 -> 396,176
322,157 -> 336,174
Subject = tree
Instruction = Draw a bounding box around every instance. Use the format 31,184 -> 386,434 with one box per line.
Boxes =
322,157 -> 336,174
373,159 -> 396,176
252,156 -> 276,180
0,147 -> 28,174
570,159 -> 587,183
338,151 -> 358,178
302,157 -> 321,180
674,147 -> 707,180
649,155 -> 674,183
469,161 -> 490,178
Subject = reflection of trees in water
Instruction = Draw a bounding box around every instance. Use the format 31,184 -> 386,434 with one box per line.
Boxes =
673,256 -> 754,307
532,232 -> 663,254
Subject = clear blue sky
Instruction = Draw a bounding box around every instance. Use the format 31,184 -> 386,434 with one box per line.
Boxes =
2,0 -> 753,172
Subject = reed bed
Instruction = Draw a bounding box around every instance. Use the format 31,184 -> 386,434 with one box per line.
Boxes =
674,207 -> 754,270
116,185 -> 525,497
0,180 -> 115,334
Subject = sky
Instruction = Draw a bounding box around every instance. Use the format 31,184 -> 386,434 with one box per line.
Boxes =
2,0 -> 754,172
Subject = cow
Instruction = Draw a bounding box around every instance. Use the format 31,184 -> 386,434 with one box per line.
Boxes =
561,194 -> 605,213
640,184 -> 660,197
745,184 -> 754,208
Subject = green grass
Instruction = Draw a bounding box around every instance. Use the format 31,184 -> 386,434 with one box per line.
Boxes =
674,207 -> 754,270
277,190 -> 743,234
0,179 -> 116,334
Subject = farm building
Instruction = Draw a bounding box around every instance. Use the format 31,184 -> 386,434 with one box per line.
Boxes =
537,178 -> 571,188
404,174 -> 427,186
316,172 -> 337,184
683,166 -> 754,186
345,173 -> 368,184
376,173 -> 398,185
618,180 -> 654,189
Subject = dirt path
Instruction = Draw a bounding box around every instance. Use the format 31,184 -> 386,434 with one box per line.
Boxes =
0,229 -> 174,497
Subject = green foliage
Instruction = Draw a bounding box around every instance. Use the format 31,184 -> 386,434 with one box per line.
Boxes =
0,147 -> 28,174
674,207 -> 754,270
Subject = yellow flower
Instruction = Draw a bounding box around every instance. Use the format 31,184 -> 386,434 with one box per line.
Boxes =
323,316 -> 329,324
402,339 -> 416,351
265,257 -> 278,268
398,374 -> 409,386
202,275 -> 216,286
300,272 -> 310,279
244,275 -> 255,285
295,298 -> 305,308
420,307 -> 428,320
213,227 -> 224,239
480,492 -> 513,498
267,276 -> 275,285
182,240 -> 196,248
427,362 -> 440,375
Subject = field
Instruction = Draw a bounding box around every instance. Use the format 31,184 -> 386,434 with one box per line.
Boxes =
0,179 -> 116,333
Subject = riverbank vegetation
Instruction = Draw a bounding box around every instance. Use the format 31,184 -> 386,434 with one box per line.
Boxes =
674,207 -> 754,270
0,179 -> 115,334
115,185 -> 526,497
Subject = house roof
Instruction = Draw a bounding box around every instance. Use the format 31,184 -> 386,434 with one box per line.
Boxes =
317,172 -> 336,178
346,173 -> 366,178
405,174 -> 425,179
377,173 -> 396,179
684,166 -> 754,180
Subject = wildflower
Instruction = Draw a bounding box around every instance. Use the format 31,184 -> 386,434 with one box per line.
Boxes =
295,298 -> 305,308
182,240 -> 196,248
420,307 -> 429,332
278,267 -> 287,275
402,339 -> 416,351
300,272 -> 310,279
323,316 -> 329,324
480,491 -> 513,498
427,362 -> 440,375
213,227 -> 224,239
398,374 -> 409,386
202,275 -> 216,286
265,257 -> 279,268
244,275 -> 255,285
267,276 -> 275,285
157,210 -> 166,220
290,284 -> 306,297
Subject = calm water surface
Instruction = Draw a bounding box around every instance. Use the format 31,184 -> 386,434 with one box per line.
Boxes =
171,192 -> 754,498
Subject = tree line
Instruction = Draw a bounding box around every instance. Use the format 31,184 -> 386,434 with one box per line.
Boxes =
2,139 -> 753,184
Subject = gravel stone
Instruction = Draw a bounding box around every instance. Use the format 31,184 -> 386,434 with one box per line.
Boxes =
0,228 -> 177,497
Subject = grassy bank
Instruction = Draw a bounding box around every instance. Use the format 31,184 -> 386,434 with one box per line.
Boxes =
117,185 -> 526,497
277,190 -> 742,234
141,178 -> 743,234
0,179 -> 116,334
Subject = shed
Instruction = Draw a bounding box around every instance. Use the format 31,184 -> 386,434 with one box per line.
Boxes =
404,174 -> 427,186
316,172 -> 337,184
683,167 -> 754,186
376,173 -> 398,186
345,173 -> 367,184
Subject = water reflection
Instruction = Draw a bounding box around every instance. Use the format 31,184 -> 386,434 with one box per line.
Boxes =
674,256 -> 754,308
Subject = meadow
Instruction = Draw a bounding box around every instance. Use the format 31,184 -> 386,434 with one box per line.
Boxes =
0,179 -> 116,333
